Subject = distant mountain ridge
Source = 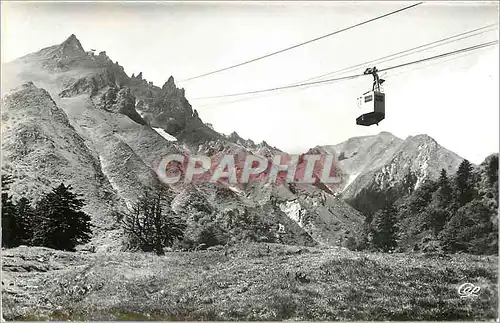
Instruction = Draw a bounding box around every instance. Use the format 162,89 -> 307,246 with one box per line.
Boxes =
319,132 -> 466,215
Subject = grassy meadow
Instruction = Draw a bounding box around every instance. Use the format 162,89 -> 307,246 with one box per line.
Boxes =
2,243 -> 497,321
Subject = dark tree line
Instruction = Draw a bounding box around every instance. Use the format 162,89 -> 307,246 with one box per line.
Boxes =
2,174 -> 276,256
2,175 -> 92,251
354,156 -> 498,255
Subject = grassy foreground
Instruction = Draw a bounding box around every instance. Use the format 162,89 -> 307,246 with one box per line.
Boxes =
2,243 -> 497,321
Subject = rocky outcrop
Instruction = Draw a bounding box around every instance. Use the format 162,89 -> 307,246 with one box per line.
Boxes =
129,74 -> 220,141
130,75 -> 191,133
227,131 -> 257,148
98,87 -> 146,125
59,71 -> 116,98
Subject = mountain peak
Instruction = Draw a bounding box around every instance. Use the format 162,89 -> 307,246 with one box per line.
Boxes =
377,131 -> 395,138
66,33 -> 78,42
62,34 -> 84,50
58,34 -> 85,58
162,76 -> 176,91
406,134 -> 437,145
258,140 -> 274,149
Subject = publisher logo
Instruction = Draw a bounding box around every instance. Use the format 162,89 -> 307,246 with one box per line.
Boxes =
458,283 -> 480,298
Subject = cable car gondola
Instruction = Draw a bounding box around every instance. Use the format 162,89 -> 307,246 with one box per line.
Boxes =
356,67 -> 385,126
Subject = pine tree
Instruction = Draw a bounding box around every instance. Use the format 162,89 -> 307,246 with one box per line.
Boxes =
371,202 -> 398,252
425,206 -> 451,236
408,179 -> 439,214
15,197 -> 35,245
1,175 -> 20,248
486,155 -> 498,186
401,170 -> 418,196
120,186 -> 186,255
454,159 -> 476,207
420,169 -> 454,236
357,212 -> 374,251
436,169 -> 453,209
439,200 -> 494,254
33,183 -> 92,251
485,155 -> 499,204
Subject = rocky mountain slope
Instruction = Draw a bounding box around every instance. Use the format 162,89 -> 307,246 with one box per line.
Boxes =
323,132 -> 403,178
318,131 -> 403,193
2,34 -> 364,250
1,82 -> 124,248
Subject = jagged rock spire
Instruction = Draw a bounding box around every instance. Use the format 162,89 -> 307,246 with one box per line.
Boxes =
162,76 -> 176,91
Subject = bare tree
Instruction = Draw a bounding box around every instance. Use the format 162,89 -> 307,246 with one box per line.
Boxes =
120,186 -> 186,255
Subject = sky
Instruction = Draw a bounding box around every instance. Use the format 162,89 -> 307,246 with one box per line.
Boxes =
1,1 -> 499,164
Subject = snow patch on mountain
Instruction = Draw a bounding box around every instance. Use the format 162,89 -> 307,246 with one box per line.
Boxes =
153,127 -> 177,141
279,200 -> 304,228
342,173 -> 360,192
414,158 -> 430,189
228,185 -> 243,194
